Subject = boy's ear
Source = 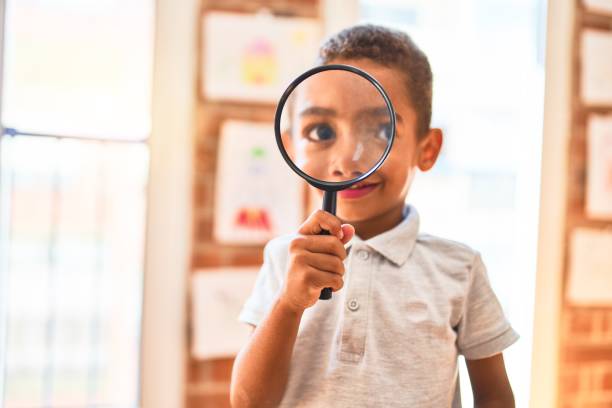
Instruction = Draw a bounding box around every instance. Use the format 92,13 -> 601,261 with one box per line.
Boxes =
416,128 -> 443,171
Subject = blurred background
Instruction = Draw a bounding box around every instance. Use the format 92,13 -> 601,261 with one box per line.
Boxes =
0,0 -> 611,407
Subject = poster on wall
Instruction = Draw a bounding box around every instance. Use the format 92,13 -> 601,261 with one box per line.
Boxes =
214,120 -> 303,244
202,11 -> 322,103
583,0 -> 612,15
581,29 -> 612,106
586,114 -> 612,219
191,268 -> 259,359
566,228 -> 612,306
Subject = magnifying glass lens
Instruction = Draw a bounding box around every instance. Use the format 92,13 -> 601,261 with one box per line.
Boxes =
279,69 -> 393,184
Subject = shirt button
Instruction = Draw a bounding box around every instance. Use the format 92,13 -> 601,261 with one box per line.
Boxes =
357,250 -> 369,260
347,298 -> 360,311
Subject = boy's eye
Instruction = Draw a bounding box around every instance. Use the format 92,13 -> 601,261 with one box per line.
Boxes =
306,124 -> 336,142
378,123 -> 392,141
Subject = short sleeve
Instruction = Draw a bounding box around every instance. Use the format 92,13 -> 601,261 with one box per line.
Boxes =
238,236 -> 290,327
456,253 -> 519,360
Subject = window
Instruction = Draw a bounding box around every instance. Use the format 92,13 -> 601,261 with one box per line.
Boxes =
0,0 -> 154,406
359,0 -> 546,406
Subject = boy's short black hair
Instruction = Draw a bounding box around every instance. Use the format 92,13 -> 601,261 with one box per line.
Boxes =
317,24 -> 432,138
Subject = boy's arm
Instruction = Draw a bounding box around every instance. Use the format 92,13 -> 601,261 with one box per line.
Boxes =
230,297 -> 304,408
230,210 -> 353,408
466,353 -> 515,408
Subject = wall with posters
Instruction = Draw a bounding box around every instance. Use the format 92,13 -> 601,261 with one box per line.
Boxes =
555,0 -> 612,406
188,1 -> 321,407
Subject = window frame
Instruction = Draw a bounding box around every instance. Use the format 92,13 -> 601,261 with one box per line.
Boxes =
0,0 -> 8,402
138,0 -> 196,407
529,1 -> 574,406
0,0 -> 194,406
320,0 -> 565,407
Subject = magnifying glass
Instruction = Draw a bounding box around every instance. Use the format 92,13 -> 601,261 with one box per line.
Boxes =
274,64 -> 396,300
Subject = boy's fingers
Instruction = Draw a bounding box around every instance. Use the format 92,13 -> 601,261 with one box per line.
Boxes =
304,253 -> 345,276
299,210 -> 343,239
296,235 -> 347,259
340,224 -> 355,245
306,267 -> 344,291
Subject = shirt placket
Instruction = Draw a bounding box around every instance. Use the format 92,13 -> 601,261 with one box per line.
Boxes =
338,244 -> 373,363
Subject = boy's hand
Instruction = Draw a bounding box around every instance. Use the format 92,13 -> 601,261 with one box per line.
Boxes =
279,210 -> 355,314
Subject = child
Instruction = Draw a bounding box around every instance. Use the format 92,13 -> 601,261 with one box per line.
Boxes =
230,24 -> 518,408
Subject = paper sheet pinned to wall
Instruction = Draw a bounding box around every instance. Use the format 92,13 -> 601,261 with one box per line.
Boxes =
566,228 -> 612,305
583,0 -> 612,15
586,114 -> 612,219
214,120 -> 303,244
202,11 -> 321,102
191,268 -> 259,359
581,30 -> 612,106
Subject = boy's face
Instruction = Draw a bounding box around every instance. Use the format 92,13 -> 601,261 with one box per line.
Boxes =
282,68 -> 393,184
310,58 -> 443,224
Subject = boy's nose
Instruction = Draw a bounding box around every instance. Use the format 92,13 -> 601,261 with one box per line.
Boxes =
330,136 -> 366,181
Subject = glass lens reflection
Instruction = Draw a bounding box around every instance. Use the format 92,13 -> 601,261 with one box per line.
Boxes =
280,69 -> 392,184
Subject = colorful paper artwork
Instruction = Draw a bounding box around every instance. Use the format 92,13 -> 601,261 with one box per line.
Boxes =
202,11 -> 321,102
214,120 -> 304,244
242,38 -> 278,86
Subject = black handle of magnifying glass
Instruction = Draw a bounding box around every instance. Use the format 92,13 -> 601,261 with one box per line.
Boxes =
319,190 -> 338,300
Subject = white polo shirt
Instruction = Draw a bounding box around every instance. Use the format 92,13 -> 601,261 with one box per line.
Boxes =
238,205 -> 518,407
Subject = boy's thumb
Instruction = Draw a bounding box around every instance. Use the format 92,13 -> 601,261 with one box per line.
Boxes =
340,224 -> 355,245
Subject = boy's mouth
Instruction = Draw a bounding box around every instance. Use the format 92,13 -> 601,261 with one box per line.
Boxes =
339,182 -> 380,199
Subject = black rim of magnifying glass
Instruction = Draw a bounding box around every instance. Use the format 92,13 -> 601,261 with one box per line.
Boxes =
274,64 -> 396,192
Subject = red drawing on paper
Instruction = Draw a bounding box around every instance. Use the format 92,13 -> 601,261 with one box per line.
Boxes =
234,207 -> 272,231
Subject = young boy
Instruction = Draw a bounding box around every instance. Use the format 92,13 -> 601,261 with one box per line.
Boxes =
230,24 -> 518,408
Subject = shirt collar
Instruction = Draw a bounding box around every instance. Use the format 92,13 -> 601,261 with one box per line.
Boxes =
346,205 -> 420,266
